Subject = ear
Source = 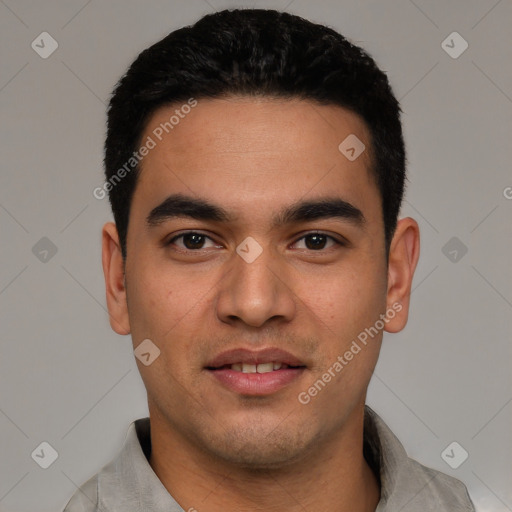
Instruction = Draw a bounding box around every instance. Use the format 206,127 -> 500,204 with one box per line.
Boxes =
102,222 -> 130,335
384,217 -> 420,333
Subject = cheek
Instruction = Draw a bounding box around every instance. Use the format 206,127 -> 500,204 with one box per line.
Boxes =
299,263 -> 386,334
126,265 -> 184,341
300,267 -> 385,405
128,265 -> 216,369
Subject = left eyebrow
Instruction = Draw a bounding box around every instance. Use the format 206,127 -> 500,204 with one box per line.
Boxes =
271,197 -> 365,229
146,193 -> 365,229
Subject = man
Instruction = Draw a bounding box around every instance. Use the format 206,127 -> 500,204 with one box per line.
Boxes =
64,8 -> 475,512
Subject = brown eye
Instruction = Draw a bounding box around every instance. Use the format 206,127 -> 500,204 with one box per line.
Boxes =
168,232 -> 218,250
293,233 -> 342,251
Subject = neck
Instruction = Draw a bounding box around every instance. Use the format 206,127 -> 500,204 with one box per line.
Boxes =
148,404 -> 380,512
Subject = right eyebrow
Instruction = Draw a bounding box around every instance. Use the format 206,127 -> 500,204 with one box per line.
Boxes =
146,194 -> 234,226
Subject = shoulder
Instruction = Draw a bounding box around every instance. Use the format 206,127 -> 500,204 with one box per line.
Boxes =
399,456 -> 476,511
364,406 -> 475,511
61,418 -> 149,511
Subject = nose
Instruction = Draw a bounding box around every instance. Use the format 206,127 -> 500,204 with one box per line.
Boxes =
215,241 -> 296,328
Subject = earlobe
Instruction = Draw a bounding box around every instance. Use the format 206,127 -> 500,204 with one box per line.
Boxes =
384,217 -> 420,333
102,222 -> 131,335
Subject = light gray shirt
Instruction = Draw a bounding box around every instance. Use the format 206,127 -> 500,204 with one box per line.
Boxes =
63,405 -> 475,511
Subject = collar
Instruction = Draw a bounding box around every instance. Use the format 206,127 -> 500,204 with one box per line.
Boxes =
93,405 -> 473,511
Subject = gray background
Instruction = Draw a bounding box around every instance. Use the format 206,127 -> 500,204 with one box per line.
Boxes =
0,0 -> 511,511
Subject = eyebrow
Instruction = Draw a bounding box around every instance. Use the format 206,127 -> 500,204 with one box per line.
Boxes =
146,193 -> 365,229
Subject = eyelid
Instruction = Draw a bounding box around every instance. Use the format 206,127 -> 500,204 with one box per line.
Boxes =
293,230 -> 347,245
291,231 -> 346,251
166,230 -> 346,251
166,230 -> 220,248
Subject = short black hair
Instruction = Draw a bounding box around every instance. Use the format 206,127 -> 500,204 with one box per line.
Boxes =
105,8 -> 406,259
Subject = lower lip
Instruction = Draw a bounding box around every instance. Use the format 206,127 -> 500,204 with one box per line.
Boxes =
207,368 -> 305,396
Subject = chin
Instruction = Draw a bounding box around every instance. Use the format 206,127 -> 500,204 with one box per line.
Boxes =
201,421 -> 315,470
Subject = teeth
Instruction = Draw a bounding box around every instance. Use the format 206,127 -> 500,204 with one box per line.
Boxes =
229,362 -> 284,372
256,363 -> 274,373
242,363 -> 257,373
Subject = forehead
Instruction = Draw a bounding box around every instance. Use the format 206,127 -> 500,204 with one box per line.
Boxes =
132,97 -> 379,227
142,96 -> 372,161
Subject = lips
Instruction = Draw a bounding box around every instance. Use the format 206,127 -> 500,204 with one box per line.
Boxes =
206,348 -> 306,369
205,348 -> 306,395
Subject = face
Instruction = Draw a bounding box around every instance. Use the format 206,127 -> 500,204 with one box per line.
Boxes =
103,96 -> 418,468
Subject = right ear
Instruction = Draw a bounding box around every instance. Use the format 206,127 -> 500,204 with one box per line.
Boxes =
101,222 -> 130,335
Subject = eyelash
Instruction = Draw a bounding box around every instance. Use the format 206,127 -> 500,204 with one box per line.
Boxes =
166,231 -> 345,252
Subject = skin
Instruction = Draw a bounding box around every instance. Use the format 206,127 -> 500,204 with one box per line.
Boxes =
102,96 -> 420,512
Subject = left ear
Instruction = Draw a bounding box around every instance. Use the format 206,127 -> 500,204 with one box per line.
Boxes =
384,217 -> 420,333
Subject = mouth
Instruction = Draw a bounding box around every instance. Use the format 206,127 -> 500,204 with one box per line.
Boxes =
208,362 -> 301,373
205,348 -> 307,396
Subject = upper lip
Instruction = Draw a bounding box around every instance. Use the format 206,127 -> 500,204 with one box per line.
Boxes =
205,348 -> 306,368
